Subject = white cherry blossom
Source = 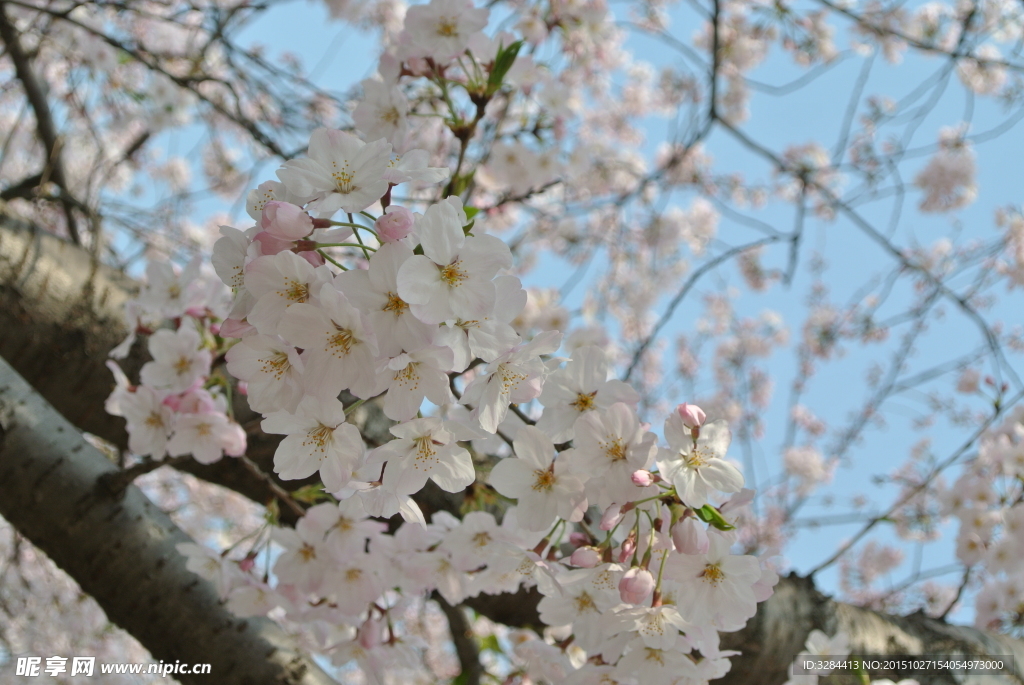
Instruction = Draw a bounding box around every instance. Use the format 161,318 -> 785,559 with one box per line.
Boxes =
225,334 -> 306,414
489,426 -> 588,531
369,417 -> 475,495
396,198 -> 512,324
281,284 -> 381,400
244,251 -> 330,335
336,242 -> 436,357
277,128 -> 392,216
402,0 -> 489,61
262,396 -> 366,490
139,323 -> 212,394
657,415 -> 743,508
538,345 -> 641,442
461,330 -> 561,433
665,532 -> 762,631
379,346 -> 455,421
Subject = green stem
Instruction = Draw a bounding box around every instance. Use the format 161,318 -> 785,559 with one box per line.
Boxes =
349,212 -> 373,260
344,398 -> 368,416
316,242 -> 377,251
318,249 -> 347,270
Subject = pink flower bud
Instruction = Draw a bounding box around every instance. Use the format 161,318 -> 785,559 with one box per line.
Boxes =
677,403 -> 706,428
375,205 -> 415,243
253,230 -> 293,255
569,532 -> 589,547
618,567 -> 655,604
672,516 -> 710,555
631,469 -> 655,487
261,201 -> 313,239
177,388 -> 218,414
600,504 -> 624,531
239,555 -> 256,573
219,318 -> 255,339
185,306 -> 207,320
297,250 -> 326,267
357,618 -> 383,650
617,533 -> 636,563
569,546 -> 601,568
405,57 -> 431,76
222,422 -> 247,457
236,381 -> 248,396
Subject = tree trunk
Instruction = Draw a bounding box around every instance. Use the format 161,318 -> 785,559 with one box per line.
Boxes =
720,573 -> 1024,685
0,355 -> 338,685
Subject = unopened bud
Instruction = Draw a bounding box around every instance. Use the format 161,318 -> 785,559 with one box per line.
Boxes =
677,403 -> 706,429
618,567 -> 655,604
375,205 -> 415,243
617,532 -> 637,563
568,532 -> 589,547
600,503 -> 624,531
672,516 -> 710,555
261,200 -> 313,239
569,546 -> 601,568
631,469 -> 655,487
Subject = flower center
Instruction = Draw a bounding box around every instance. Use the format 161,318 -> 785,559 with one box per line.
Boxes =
299,543 -> 316,562
261,351 -> 291,379
331,162 -> 358,194
345,568 -> 363,582
145,411 -> 165,428
570,390 -> 598,411
701,563 -> 725,586
304,423 -> 334,453
329,327 -> 355,355
414,436 -> 438,466
381,107 -> 401,125
532,468 -> 556,491
174,356 -> 192,375
498,363 -> 529,393
436,17 -> 459,36
393,363 -> 421,389
605,438 -> 627,462
686,446 -> 711,468
472,531 -> 491,547
573,591 -> 597,613
195,422 -> 212,437
439,260 -> 467,286
383,291 -> 409,315
167,283 -> 182,299
280,278 -> 310,303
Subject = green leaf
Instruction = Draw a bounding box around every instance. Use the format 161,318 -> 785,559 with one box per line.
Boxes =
291,483 -> 329,504
464,205 -> 480,221
487,40 -> 524,94
479,634 -> 503,654
265,498 -> 280,526
696,504 -> 736,531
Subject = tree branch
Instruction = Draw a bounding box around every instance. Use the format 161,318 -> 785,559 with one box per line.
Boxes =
0,3 -> 81,243
433,592 -> 484,685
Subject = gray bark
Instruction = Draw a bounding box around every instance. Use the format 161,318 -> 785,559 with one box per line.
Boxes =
0,355 -> 338,685
720,575 -> 1024,684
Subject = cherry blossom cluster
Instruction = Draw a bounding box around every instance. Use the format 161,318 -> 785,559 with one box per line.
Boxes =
105,260 -> 245,465
936,404 -> 1024,632
187,74 -> 779,677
